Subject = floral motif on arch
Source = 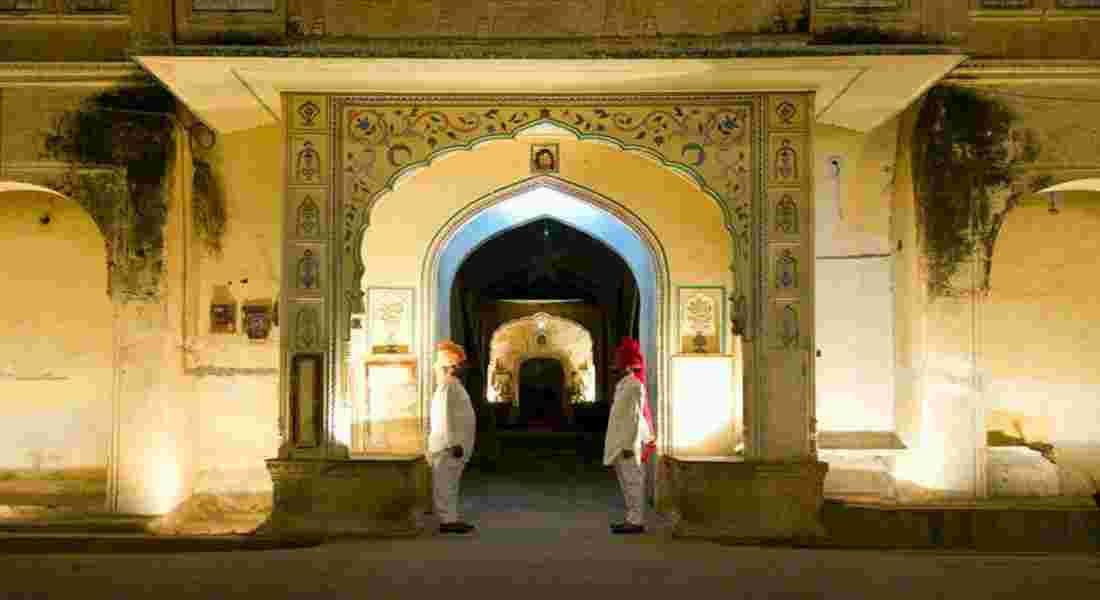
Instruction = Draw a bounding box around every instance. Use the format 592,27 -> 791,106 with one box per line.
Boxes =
335,100 -> 756,257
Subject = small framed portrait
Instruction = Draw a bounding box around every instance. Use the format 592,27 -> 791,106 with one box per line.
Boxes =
531,143 -> 559,174
210,302 -> 237,334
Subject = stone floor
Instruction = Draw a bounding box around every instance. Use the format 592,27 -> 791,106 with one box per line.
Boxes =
1,441 -> 1099,597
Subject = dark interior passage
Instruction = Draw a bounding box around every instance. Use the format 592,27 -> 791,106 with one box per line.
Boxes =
450,217 -> 640,474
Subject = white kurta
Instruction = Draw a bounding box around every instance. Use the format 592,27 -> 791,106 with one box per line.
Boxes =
427,377 -> 476,460
427,376 -> 476,524
603,374 -> 653,467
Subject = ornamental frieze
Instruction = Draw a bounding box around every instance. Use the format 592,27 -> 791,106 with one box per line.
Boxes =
332,98 -> 756,263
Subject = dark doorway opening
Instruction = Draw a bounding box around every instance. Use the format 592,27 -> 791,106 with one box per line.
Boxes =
518,358 -> 566,431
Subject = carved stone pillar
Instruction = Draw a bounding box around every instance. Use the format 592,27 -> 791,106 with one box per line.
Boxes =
671,93 -> 827,541
277,95 -> 348,461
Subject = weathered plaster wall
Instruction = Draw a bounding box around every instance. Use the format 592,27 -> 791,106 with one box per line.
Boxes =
813,122 -> 898,436
186,123 -> 283,496
890,84 -> 1100,500
981,192 -> 1100,494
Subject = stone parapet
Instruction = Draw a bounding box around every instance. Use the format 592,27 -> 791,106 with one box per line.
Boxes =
660,457 -> 828,541
261,456 -> 428,538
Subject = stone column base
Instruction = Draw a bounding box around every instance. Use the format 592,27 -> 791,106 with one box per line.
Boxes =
661,457 -> 828,541
260,456 -> 429,538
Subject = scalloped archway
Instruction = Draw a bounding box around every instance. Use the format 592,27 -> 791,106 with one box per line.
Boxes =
279,91 -> 817,470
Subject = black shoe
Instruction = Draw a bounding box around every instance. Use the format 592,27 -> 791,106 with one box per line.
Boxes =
611,523 -> 645,535
439,521 -> 476,534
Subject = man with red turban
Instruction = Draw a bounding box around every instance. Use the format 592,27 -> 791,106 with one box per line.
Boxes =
603,337 -> 656,534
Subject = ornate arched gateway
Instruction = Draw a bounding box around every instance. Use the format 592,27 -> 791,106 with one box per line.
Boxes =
266,93 -> 825,540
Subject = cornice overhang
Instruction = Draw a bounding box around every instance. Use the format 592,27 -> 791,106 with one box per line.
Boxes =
135,52 -> 965,134
0,62 -> 150,88
945,59 -> 1100,86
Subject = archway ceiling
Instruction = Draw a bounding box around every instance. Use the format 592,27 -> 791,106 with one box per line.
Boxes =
457,218 -> 634,304
134,55 -> 964,134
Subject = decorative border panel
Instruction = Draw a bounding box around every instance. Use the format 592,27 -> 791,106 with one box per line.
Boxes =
282,94 -> 332,456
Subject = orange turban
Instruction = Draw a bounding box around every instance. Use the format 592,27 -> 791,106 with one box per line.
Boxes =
435,340 -> 467,367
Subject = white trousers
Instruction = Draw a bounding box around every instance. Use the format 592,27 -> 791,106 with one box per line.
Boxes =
614,456 -> 645,526
430,450 -> 467,523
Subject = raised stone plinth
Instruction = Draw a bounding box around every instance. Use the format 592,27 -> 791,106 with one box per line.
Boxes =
661,457 -> 828,541
261,456 -> 428,538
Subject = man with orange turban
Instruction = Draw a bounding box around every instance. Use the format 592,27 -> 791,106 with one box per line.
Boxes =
427,340 -> 477,534
603,337 -> 656,534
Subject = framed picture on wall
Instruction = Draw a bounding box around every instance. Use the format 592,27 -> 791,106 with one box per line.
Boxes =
367,287 -> 415,355
530,143 -> 559,174
677,286 -> 724,354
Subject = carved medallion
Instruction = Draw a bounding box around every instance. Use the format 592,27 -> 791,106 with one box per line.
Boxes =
779,304 -> 799,349
297,100 -> 321,128
776,101 -> 797,126
298,249 -> 320,290
296,140 -> 322,184
296,306 -> 320,350
770,94 -> 807,130
296,195 -> 321,238
775,194 -> 799,236
774,138 -> 799,184
775,248 -> 799,291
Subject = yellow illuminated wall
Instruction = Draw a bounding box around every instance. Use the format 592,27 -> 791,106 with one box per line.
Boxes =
0,189 -> 112,507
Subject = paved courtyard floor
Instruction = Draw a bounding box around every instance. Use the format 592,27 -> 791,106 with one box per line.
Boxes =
2,444 -> 1099,598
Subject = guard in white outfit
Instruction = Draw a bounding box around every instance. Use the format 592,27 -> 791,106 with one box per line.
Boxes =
603,337 -> 656,534
427,340 -> 477,534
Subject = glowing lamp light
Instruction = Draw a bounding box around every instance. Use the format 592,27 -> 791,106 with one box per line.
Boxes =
148,447 -> 182,515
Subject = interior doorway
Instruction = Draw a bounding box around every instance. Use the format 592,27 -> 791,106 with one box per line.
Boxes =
518,358 -> 565,431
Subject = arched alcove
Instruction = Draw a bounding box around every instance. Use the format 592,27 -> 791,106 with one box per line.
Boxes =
0,184 -> 113,510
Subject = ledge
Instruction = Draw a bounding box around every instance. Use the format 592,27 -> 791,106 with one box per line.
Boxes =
819,431 -> 907,451
947,58 -> 1100,84
0,62 -> 148,87
0,14 -> 129,27
136,38 -> 962,60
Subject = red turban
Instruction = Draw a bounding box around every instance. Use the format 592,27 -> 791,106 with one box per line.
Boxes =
614,337 -> 645,383
614,337 -> 656,463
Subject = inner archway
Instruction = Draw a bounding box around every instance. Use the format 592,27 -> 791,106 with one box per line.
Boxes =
446,208 -> 643,468
431,181 -> 660,429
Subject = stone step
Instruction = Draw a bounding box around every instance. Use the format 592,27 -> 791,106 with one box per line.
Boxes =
820,500 -> 1100,552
